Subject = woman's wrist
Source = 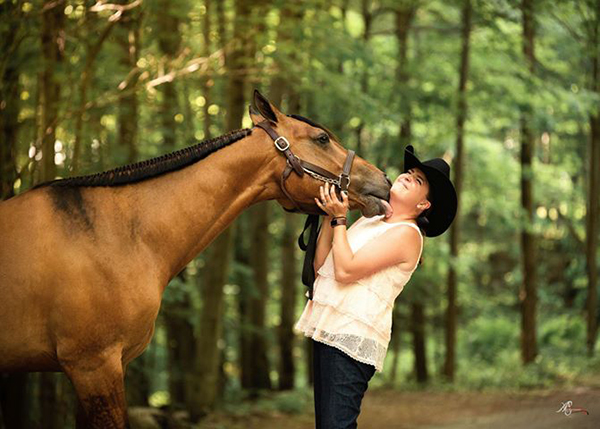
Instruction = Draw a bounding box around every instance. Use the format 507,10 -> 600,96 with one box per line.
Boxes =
330,217 -> 347,227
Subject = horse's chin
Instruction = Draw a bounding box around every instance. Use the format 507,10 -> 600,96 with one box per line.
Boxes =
359,196 -> 387,218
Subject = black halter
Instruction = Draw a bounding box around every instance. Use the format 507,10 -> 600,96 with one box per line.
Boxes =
255,120 -> 355,300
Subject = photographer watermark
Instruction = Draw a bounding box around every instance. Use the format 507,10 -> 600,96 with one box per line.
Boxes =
556,400 -> 589,416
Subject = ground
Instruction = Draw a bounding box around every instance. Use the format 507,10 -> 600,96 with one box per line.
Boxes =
195,383 -> 600,429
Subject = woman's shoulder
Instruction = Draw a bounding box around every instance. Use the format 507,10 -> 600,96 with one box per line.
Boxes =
372,221 -> 423,273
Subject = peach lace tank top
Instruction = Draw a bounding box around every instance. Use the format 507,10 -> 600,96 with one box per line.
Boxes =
293,214 -> 423,372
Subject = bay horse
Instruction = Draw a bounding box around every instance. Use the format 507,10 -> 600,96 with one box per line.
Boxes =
0,90 -> 392,427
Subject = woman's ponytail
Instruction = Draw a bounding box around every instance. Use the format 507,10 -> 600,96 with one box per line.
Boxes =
415,207 -> 431,266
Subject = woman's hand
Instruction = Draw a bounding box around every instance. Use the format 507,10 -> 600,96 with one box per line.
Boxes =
314,182 -> 349,218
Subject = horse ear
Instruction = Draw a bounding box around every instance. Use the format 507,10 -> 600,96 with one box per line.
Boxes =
249,104 -> 265,126
252,89 -> 281,123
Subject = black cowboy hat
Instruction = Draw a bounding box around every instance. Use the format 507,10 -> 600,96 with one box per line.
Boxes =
403,145 -> 457,237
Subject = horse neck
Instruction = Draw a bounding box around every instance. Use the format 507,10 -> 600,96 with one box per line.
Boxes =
130,131 -> 282,282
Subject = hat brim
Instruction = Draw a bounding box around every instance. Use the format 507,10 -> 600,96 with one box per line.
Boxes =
403,147 -> 457,237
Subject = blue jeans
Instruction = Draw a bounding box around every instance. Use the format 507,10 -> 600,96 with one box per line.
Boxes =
312,339 -> 376,429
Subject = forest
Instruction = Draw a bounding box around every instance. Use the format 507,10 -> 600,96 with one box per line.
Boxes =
0,0 -> 599,427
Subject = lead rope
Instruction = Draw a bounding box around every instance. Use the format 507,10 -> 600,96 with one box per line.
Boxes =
298,214 -> 320,300
297,149 -> 354,300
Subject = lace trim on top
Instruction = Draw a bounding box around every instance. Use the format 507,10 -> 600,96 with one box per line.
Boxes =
294,299 -> 389,372
301,327 -> 386,372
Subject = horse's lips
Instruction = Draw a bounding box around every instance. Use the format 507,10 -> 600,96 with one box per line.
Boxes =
362,195 -> 393,218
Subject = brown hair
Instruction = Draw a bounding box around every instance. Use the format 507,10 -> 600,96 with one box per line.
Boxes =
415,188 -> 432,266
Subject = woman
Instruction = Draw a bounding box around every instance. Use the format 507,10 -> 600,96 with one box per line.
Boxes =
294,145 -> 457,429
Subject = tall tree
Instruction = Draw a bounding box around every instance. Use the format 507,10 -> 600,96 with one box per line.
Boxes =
116,1 -> 141,164
519,0 -> 538,365
192,229 -> 233,417
72,2 -> 119,172
394,0 -> 428,384
0,0 -> 22,199
395,2 -> 416,152
443,0 -> 471,381
246,0 -> 272,393
38,2 -> 67,426
269,2 -> 302,392
155,0 -> 195,408
223,0 -> 273,393
355,0 -> 372,155
200,0 -> 212,141
247,201 -> 273,391
411,299 -> 428,383
585,0 -> 600,356
276,89 -> 302,391
40,0 -> 65,181
157,0 -> 182,148
278,210 -> 299,390
189,0 -> 229,417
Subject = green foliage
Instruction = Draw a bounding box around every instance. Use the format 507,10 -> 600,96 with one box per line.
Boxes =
220,387 -> 312,416
465,316 -> 518,363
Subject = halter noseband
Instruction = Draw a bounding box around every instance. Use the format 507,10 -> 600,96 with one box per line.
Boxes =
255,120 -> 355,214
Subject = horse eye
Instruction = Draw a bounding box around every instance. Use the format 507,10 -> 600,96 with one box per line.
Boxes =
316,133 -> 329,144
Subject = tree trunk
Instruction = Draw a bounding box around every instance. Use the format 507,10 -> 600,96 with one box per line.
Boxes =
395,4 -> 416,153
116,5 -> 141,164
38,4 -> 66,423
237,211 -> 253,389
278,211 -> 299,390
0,1 -> 21,200
164,292 -> 195,409
39,373 -> 68,429
586,0 -> 600,356
40,0 -> 65,182
388,308 -> 402,384
443,0 -> 471,382
519,0 -> 538,365
355,0 -> 372,155
411,301 -> 428,384
0,374 -> 29,429
200,0 -> 212,140
157,0 -> 182,149
125,354 -> 150,407
191,226 -> 234,418
247,202 -> 273,391
72,2 -> 118,172
155,0 -> 194,407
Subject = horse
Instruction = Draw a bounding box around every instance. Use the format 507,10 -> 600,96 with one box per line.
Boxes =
0,90 -> 392,427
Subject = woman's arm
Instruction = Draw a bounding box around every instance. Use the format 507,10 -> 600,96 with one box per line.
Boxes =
313,215 -> 334,273
332,224 -> 420,283
312,182 -> 420,283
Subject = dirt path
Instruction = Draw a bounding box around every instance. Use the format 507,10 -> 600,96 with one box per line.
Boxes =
358,386 -> 599,429
196,385 -> 600,429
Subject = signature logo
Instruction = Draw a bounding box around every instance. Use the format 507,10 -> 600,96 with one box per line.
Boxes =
556,400 -> 589,416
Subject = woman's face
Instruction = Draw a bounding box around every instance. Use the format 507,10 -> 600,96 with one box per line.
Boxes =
390,167 -> 431,215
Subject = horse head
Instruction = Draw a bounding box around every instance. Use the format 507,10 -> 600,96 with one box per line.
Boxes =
249,90 -> 391,218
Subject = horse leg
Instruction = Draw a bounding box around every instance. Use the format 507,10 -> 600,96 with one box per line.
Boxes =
63,354 -> 128,429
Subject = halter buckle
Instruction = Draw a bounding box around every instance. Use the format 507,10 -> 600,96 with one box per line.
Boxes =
339,174 -> 350,191
274,136 -> 290,152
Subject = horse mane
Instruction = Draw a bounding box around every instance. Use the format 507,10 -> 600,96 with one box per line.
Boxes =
35,128 -> 252,189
